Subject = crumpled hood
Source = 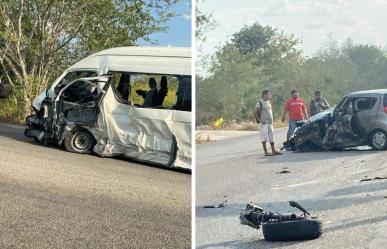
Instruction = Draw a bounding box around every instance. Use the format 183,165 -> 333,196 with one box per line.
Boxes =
32,91 -> 47,110
308,108 -> 334,123
32,88 -> 56,110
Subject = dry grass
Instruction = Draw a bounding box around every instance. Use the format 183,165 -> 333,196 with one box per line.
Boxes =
0,97 -> 20,122
196,119 -> 288,131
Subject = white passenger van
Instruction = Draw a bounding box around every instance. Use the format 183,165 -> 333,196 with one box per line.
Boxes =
25,47 -> 192,170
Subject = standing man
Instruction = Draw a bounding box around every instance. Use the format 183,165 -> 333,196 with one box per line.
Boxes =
282,89 -> 309,140
309,90 -> 330,117
255,90 -> 282,156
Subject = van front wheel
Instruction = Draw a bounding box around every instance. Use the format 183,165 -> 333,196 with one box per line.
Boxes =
369,129 -> 387,150
64,128 -> 95,154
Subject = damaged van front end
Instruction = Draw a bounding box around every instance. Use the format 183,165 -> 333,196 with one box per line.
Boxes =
25,76 -> 108,150
25,75 -> 191,169
25,46 -> 192,170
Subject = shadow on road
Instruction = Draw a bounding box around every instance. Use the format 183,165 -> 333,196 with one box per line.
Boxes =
0,122 -> 190,174
259,150 -> 377,164
196,194 -> 385,218
324,215 -> 387,233
0,122 -> 29,142
196,239 -> 306,249
197,215 -> 387,249
325,181 -> 387,197
0,173 -> 190,248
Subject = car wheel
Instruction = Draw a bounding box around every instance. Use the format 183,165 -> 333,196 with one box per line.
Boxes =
262,219 -> 322,241
369,129 -> 387,150
64,128 -> 95,154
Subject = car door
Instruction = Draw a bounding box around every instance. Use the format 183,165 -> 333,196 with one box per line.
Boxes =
56,77 -> 105,125
352,96 -> 379,136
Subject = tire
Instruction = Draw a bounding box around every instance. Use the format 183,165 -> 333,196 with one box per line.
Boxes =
369,129 -> 387,150
64,128 -> 95,154
262,219 -> 322,241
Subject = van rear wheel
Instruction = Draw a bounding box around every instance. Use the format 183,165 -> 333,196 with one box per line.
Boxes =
369,129 -> 387,150
64,128 -> 95,154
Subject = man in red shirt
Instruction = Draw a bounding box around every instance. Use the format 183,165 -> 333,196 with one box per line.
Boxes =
282,89 -> 309,140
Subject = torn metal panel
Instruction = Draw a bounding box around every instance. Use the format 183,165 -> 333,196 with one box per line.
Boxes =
173,111 -> 192,169
93,85 -> 179,167
284,110 -> 362,152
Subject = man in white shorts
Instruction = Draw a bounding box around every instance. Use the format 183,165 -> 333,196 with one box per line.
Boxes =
255,90 -> 282,156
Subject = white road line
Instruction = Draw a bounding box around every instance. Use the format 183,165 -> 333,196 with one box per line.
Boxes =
271,180 -> 321,190
271,168 -> 380,190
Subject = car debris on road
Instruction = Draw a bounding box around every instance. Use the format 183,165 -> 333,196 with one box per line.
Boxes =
239,201 -> 322,241
203,202 -> 226,209
360,176 -> 387,182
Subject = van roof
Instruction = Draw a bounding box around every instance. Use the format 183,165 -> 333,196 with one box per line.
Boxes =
68,46 -> 192,75
93,46 -> 191,57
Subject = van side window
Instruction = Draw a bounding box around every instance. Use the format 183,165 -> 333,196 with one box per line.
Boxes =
111,72 -> 179,109
174,76 -> 191,111
353,97 -> 377,112
55,71 -> 97,94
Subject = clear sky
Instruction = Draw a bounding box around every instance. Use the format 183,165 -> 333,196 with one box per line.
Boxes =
199,0 -> 387,57
138,0 -> 192,47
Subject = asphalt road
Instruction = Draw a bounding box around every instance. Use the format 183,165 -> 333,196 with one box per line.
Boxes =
0,122 -> 191,249
196,128 -> 387,249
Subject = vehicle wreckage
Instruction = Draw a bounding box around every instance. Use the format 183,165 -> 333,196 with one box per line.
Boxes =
284,90 -> 387,152
240,201 -> 322,241
25,47 -> 192,170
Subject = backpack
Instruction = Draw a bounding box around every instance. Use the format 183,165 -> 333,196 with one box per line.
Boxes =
255,100 -> 263,124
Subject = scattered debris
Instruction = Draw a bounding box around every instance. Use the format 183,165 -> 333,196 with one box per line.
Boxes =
203,202 -> 226,209
277,170 -> 291,174
239,201 -> 322,241
360,176 -> 387,182
276,167 -> 291,174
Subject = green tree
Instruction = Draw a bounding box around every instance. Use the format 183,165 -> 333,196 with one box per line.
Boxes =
197,23 -> 304,123
195,0 -> 216,42
195,0 -> 217,76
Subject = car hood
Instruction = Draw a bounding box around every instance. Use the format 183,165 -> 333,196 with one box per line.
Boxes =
32,91 -> 47,110
307,108 -> 334,123
32,88 -> 56,110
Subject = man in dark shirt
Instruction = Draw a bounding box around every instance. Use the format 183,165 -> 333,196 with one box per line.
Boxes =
309,90 -> 330,117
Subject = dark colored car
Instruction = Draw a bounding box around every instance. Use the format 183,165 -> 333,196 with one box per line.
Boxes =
284,89 -> 387,151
